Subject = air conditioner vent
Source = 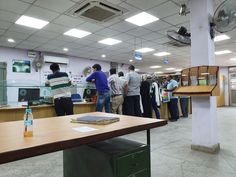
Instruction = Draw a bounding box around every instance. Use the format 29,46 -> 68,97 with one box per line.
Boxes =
66,0 -> 127,22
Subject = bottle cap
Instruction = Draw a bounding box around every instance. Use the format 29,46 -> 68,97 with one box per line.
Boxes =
25,108 -> 32,113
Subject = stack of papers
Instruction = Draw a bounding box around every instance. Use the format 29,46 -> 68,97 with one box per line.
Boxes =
71,116 -> 120,125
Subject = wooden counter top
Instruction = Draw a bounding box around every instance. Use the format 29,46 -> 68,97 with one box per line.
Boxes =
0,112 -> 167,164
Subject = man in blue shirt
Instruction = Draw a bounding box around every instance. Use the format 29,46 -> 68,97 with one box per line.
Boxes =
166,75 -> 179,121
86,64 -> 110,113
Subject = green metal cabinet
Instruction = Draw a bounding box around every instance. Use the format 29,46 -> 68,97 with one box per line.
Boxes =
63,138 -> 150,177
0,62 -> 7,105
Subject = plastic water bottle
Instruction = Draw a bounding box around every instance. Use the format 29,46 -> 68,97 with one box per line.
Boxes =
24,108 -> 33,137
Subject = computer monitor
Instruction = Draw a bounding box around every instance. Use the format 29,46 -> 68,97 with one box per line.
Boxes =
18,88 -> 40,102
83,88 -> 97,102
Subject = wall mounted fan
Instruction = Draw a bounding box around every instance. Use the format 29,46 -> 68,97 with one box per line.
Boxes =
213,0 -> 236,33
32,52 -> 44,72
83,66 -> 92,76
167,26 -> 191,47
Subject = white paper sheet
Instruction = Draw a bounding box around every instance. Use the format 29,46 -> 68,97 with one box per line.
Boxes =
72,126 -> 98,133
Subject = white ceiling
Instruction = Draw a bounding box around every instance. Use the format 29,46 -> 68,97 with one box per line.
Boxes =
0,0 -> 235,73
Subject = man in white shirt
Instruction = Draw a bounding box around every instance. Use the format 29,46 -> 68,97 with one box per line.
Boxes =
108,68 -> 124,114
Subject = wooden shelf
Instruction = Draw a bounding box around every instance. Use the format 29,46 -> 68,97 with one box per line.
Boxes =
173,66 -> 220,96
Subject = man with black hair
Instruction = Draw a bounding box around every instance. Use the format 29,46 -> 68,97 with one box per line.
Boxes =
86,64 -> 110,113
123,65 -> 141,116
46,63 -> 73,116
108,68 -> 124,114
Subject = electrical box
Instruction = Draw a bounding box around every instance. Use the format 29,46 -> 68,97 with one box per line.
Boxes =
63,138 -> 150,177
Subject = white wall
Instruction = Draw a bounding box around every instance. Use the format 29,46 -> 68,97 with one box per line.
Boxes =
219,67 -> 229,106
0,47 -> 112,104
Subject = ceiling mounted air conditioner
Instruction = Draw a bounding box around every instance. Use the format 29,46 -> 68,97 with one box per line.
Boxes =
66,0 -> 127,22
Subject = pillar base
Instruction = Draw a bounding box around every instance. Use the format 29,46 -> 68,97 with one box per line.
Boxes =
191,143 -> 220,154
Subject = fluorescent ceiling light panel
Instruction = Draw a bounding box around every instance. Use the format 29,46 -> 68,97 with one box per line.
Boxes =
101,54 -> 106,58
64,28 -> 91,38
7,38 -> 15,43
155,71 -> 163,74
150,65 -> 162,69
135,68 -> 140,71
175,69 -> 182,72
230,58 -> 236,61
166,68 -> 176,71
214,34 -> 230,42
98,38 -> 122,45
154,52 -> 171,57
215,50 -> 232,55
15,15 -> 49,29
135,48 -> 154,53
125,12 -> 159,26
129,59 -> 133,62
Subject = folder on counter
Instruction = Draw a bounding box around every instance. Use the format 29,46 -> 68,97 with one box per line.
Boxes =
71,115 -> 120,125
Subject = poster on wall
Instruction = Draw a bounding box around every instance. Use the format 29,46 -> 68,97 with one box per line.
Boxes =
12,59 -> 31,73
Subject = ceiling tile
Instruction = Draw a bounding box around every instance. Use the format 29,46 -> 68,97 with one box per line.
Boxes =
0,20 -> 13,30
53,15 -> 84,27
109,21 -> 136,32
112,33 -> 134,42
95,28 -> 120,37
19,0 -> 36,3
27,35 -> 50,43
0,29 -> 5,35
62,42 -> 84,49
35,0 -> 75,13
85,34 -> 104,42
43,23 -> 69,34
77,22 -> 104,33
8,24 -> 37,34
0,0 -> 30,14
73,38 -> 94,46
148,1 -> 179,19
126,0 -> 168,10
34,30 -> 59,39
55,35 -> 77,42
45,39 -> 68,47
163,14 -> 189,25
141,32 -> 165,41
126,27 -> 152,37
0,10 -> 20,23
4,31 -> 30,40
144,20 -> 172,32
24,5 -> 60,21
16,40 -> 42,49
156,37 -> 171,44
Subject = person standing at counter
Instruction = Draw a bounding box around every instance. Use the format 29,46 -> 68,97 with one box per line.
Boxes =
108,68 -> 124,114
86,64 -> 110,113
46,63 -> 73,116
166,75 -> 179,121
123,65 -> 142,117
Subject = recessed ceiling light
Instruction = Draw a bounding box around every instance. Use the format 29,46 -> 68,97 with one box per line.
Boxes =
64,28 -> 91,38
230,58 -> 236,61
155,71 -> 163,74
7,38 -> 15,43
125,12 -> 159,26
101,54 -> 106,58
98,38 -> 122,45
214,34 -> 230,42
135,48 -> 154,53
129,59 -> 133,62
154,52 -> 171,57
135,68 -> 140,72
215,50 -> 232,55
150,65 -> 162,69
166,68 -> 176,71
15,15 -> 49,29
63,48 -> 69,52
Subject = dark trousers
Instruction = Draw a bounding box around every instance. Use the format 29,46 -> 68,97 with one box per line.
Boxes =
123,95 -> 142,117
180,98 -> 189,117
167,98 -> 179,120
54,97 -> 74,116
151,97 -> 160,119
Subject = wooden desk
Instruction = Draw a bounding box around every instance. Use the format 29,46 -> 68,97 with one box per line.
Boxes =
0,102 -> 96,122
0,112 -> 167,165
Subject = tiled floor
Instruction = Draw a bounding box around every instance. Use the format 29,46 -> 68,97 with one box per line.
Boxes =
0,107 -> 236,177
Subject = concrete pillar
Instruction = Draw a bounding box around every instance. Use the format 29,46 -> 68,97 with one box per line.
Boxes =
190,0 -> 220,153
